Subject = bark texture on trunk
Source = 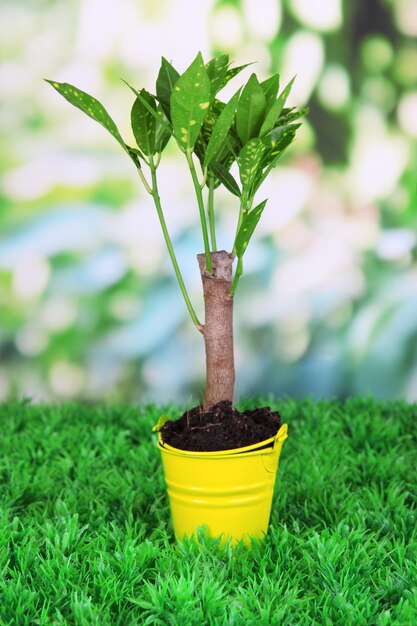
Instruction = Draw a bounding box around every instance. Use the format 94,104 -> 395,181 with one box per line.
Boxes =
198,251 -> 235,410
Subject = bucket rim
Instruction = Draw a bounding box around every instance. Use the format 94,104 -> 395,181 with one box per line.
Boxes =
157,423 -> 288,459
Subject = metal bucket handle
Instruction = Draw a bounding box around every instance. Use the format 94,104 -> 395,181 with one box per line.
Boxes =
262,423 -> 288,473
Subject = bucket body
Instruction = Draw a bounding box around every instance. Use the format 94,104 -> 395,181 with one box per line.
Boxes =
158,424 -> 288,544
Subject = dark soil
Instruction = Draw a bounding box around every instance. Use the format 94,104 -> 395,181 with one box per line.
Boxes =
160,401 -> 282,452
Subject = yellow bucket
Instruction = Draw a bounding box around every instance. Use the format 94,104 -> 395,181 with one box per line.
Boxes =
157,423 -> 288,544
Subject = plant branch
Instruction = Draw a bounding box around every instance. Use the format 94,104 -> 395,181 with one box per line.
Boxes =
187,151 -> 213,272
230,256 -> 242,296
137,167 -> 152,194
200,166 -> 208,190
208,177 -> 217,252
148,157 -> 203,331
232,193 -> 252,255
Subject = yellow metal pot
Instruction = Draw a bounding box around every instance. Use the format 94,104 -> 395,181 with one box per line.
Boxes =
156,424 -> 288,545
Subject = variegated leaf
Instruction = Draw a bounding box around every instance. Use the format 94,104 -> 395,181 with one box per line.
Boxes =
262,123 -> 301,148
238,138 -> 266,194
209,161 -> 241,197
206,54 -> 229,96
46,80 -> 126,150
204,88 -> 241,167
261,124 -> 300,168
131,89 -> 156,156
235,199 -> 268,258
170,52 -> 211,152
236,74 -> 266,144
156,57 -> 180,121
122,79 -> 173,136
219,62 -> 254,91
260,74 -> 280,112
194,103 -> 223,167
155,106 -> 171,153
276,106 -> 309,127
259,77 -> 295,137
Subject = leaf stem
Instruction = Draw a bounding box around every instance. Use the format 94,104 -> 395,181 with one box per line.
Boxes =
230,257 -> 243,296
187,151 -> 213,272
148,158 -> 202,331
232,201 -> 244,256
232,193 -> 252,255
136,167 -> 152,194
200,166 -> 208,190
208,177 -> 217,252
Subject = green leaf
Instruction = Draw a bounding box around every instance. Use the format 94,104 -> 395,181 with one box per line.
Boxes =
155,106 -> 171,153
216,132 -> 240,164
219,62 -> 254,91
204,88 -> 241,167
125,145 -> 143,169
131,89 -> 156,156
122,79 -> 173,136
260,74 -> 280,112
235,199 -> 268,258
193,102 -> 223,167
46,80 -> 126,150
206,54 -> 229,96
262,123 -> 301,149
209,161 -> 241,197
261,124 -> 300,169
122,78 -> 173,152
156,57 -> 180,121
170,52 -> 211,152
277,106 -> 309,126
236,74 -> 266,144
259,77 -> 295,137
238,138 -> 266,195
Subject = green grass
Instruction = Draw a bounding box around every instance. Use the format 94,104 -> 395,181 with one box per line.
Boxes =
0,398 -> 416,625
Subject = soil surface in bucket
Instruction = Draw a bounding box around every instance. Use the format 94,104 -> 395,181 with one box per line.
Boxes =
160,401 -> 282,452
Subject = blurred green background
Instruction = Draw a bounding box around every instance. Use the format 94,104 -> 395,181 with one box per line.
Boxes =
1,0 -> 416,404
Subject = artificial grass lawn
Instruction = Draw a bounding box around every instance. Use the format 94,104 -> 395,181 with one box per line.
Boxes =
0,399 -> 416,625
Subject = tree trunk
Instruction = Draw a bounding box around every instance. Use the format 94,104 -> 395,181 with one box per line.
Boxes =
198,251 -> 235,410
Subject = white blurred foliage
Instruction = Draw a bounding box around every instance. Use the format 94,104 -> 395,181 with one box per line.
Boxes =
242,0 -> 281,41
282,31 -> 325,104
4,156 -> 102,201
397,91 -> 417,137
210,5 -> 244,50
290,0 -> 342,32
395,0 -> 417,36
15,325 -> 49,357
49,361 -> 85,398
350,132 -> 409,202
318,64 -> 350,110
256,167 -> 314,233
377,229 -> 416,261
42,299 -> 78,332
273,236 -> 364,301
12,255 -> 50,301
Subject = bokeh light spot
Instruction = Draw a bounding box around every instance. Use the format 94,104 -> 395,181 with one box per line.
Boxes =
361,36 -> 393,73
283,31 -> 325,104
12,255 -> 50,301
395,0 -> 417,36
397,91 -> 417,137
317,64 -> 350,111
290,0 -> 342,32
210,6 -> 244,49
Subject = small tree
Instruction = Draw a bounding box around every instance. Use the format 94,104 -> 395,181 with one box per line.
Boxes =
47,52 -> 306,411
